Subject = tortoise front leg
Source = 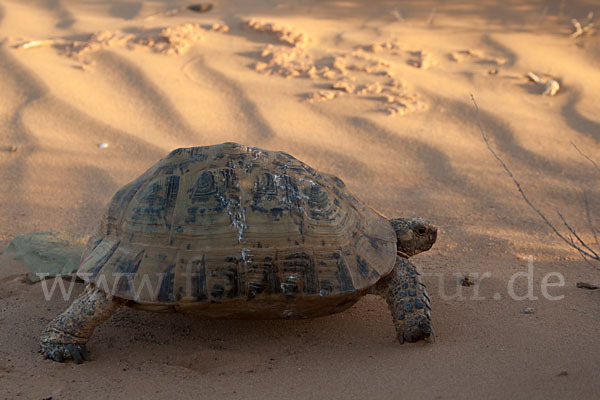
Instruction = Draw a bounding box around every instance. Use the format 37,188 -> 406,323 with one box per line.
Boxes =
377,256 -> 433,343
40,284 -> 122,363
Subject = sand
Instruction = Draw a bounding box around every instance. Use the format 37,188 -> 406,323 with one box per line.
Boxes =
1,0 -> 599,398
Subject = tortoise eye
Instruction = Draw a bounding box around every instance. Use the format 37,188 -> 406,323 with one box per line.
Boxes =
416,227 -> 427,236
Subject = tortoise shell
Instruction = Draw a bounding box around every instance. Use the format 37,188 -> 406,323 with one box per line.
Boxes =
78,143 -> 396,318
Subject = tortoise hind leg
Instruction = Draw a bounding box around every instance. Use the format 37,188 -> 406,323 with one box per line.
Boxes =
40,284 -> 122,363
377,256 -> 433,343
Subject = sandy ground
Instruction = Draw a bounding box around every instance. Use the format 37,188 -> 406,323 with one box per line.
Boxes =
1,0 -> 600,399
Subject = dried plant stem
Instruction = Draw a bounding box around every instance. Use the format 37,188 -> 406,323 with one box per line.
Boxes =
470,93 -> 599,268
572,142 -> 600,174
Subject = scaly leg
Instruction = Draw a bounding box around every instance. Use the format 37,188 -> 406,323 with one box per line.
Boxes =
40,284 -> 122,363
378,256 -> 433,343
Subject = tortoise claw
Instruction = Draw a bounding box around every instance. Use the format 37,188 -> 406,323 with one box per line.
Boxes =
51,350 -> 64,363
79,345 -> 91,361
425,325 -> 436,344
68,345 -> 83,364
40,342 -> 91,364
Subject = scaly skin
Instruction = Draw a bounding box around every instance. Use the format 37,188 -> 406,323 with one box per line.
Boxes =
377,255 -> 433,343
378,217 -> 436,343
40,284 -> 122,364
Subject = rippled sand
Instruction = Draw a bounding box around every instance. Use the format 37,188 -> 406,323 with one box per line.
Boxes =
1,0 -> 599,398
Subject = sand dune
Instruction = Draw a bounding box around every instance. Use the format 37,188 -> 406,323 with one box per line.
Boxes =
1,0 -> 600,398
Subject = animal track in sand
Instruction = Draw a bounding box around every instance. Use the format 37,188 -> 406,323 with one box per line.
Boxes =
246,19 -> 310,48
359,38 -> 439,70
64,23 -> 206,59
11,22 -> 230,66
407,50 -> 437,69
247,20 -> 428,116
11,19 -> 427,116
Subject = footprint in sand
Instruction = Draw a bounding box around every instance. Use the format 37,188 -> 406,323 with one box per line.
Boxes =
247,20 -> 428,117
11,22 -> 228,62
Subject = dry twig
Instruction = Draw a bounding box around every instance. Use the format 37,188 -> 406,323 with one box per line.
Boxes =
470,94 -> 600,269
576,282 -> 600,290
570,12 -> 595,38
572,142 -> 600,174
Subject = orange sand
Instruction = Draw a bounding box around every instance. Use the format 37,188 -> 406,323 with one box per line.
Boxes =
1,0 -> 599,399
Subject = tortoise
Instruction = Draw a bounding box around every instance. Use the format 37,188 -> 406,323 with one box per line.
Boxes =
40,142 -> 437,363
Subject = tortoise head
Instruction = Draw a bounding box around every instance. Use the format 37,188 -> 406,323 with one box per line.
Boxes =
390,217 -> 437,258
